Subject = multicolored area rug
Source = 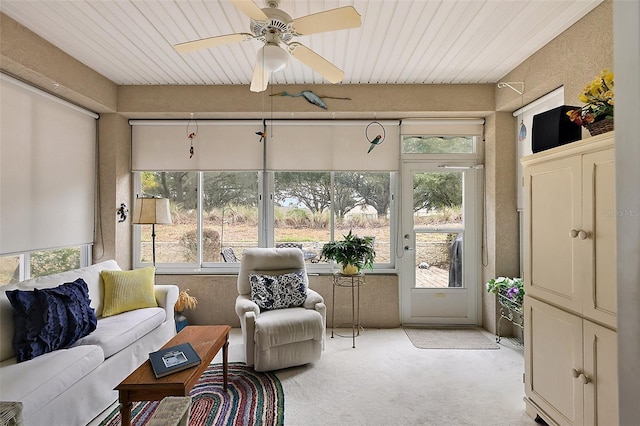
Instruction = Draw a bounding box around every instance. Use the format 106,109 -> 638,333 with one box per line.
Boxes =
100,362 -> 284,426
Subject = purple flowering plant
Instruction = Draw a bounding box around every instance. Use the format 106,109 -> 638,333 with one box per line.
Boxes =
486,276 -> 524,306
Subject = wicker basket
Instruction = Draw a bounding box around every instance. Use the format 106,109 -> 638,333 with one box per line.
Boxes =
584,118 -> 614,136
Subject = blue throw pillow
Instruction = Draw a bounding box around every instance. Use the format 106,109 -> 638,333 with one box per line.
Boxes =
5,278 -> 97,362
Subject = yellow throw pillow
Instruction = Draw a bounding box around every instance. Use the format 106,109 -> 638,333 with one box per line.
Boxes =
100,267 -> 158,317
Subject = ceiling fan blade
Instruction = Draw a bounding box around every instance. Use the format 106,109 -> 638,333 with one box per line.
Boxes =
250,60 -> 269,93
231,0 -> 268,21
174,33 -> 251,53
292,6 -> 361,35
289,43 -> 344,84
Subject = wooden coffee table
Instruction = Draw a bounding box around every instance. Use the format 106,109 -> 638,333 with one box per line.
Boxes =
116,325 -> 231,426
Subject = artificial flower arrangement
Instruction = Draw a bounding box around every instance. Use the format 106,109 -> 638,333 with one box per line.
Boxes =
486,276 -> 524,307
566,69 -> 614,126
175,289 -> 198,313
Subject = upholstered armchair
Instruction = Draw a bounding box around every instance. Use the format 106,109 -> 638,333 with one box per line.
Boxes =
235,248 -> 326,372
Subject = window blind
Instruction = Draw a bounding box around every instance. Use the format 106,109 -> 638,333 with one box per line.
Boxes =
131,119 -> 400,172
266,120 -> 400,171
130,120 -> 264,171
0,73 -> 97,255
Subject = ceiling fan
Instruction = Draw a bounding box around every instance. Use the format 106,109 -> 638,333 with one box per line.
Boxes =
174,0 -> 361,92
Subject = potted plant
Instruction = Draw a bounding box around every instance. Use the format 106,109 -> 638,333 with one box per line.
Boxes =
175,289 -> 198,332
566,69 -> 614,136
321,230 -> 376,275
486,276 -> 524,309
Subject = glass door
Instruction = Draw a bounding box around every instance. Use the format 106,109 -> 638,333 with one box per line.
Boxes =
400,163 -> 481,325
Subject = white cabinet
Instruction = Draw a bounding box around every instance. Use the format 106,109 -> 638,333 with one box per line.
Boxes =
524,298 -> 618,426
522,133 -> 617,426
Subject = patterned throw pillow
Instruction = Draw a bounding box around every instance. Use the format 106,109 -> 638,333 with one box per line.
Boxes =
249,271 -> 307,310
5,278 -> 97,362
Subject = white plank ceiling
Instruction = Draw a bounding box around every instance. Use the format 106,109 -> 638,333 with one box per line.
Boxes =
1,0 -> 603,86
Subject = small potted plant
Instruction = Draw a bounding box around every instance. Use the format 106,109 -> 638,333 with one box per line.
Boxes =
175,289 -> 198,332
321,230 -> 376,275
486,277 -> 524,309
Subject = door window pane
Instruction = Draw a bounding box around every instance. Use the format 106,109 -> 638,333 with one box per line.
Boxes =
413,171 -> 463,288
415,232 -> 463,288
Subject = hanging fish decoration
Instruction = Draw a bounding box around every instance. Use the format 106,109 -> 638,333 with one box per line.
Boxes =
269,90 -> 351,110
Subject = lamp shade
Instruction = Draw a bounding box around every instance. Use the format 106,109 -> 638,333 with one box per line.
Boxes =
257,44 -> 289,73
131,197 -> 172,225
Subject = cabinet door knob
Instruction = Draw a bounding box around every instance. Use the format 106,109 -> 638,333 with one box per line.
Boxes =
580,373 -> 591,384
578,230 -> 588,240
571,368 -> 581,378
570,229 -> 579,238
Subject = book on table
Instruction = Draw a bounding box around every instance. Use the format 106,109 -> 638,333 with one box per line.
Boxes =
149,342 -> 201,378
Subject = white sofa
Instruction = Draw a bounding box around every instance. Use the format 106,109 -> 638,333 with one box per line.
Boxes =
0,260 -> 178,426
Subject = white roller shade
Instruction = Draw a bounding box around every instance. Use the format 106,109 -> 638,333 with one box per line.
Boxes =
0,73 -> 97,255
266,120 -> 400,171
131,120 -> 264,171
401,119 -> 484,136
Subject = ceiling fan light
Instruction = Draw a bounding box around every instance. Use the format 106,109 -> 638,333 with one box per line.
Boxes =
258,44 -> 289,73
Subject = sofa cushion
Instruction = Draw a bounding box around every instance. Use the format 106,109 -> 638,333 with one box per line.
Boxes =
5,279 -> 97,362
0,344 -> 104,417
249,271 -> 307,310
73,307 -> 165,358
101,267 -> 158,317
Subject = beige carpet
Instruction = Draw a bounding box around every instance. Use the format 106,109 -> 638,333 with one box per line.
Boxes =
91,328 -> 533,426
403,327 -> 500,349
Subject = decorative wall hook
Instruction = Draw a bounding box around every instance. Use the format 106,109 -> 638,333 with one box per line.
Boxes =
497,81 -> 524,95
498,81 -> 527,141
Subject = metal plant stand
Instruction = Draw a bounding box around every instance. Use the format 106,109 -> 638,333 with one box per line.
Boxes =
331,271 -> 364,348
496,292 -> 524,343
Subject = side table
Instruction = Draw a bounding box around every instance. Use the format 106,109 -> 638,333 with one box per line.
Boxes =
331,271 -> 364,348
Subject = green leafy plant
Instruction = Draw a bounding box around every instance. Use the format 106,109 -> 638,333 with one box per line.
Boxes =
321,230 -> 376,274
486,276 -> 524,306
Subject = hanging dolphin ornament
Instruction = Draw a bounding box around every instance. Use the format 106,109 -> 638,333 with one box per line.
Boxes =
367,135 -> 383,153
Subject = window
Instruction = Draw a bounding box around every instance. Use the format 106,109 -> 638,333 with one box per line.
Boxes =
133,171 -> 395,272
131,119 -> 402,272
0,245 -> 91,286
402,136 -> 474,154
273,172 -> 393,266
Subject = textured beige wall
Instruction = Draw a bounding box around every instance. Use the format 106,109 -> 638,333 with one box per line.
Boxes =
482,113 -> 520,335
95,114 -> 133,269
156,274 -> 400,328
118,83 -> 494,119
0,13 -> 117,113
495,0 -> 613,113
